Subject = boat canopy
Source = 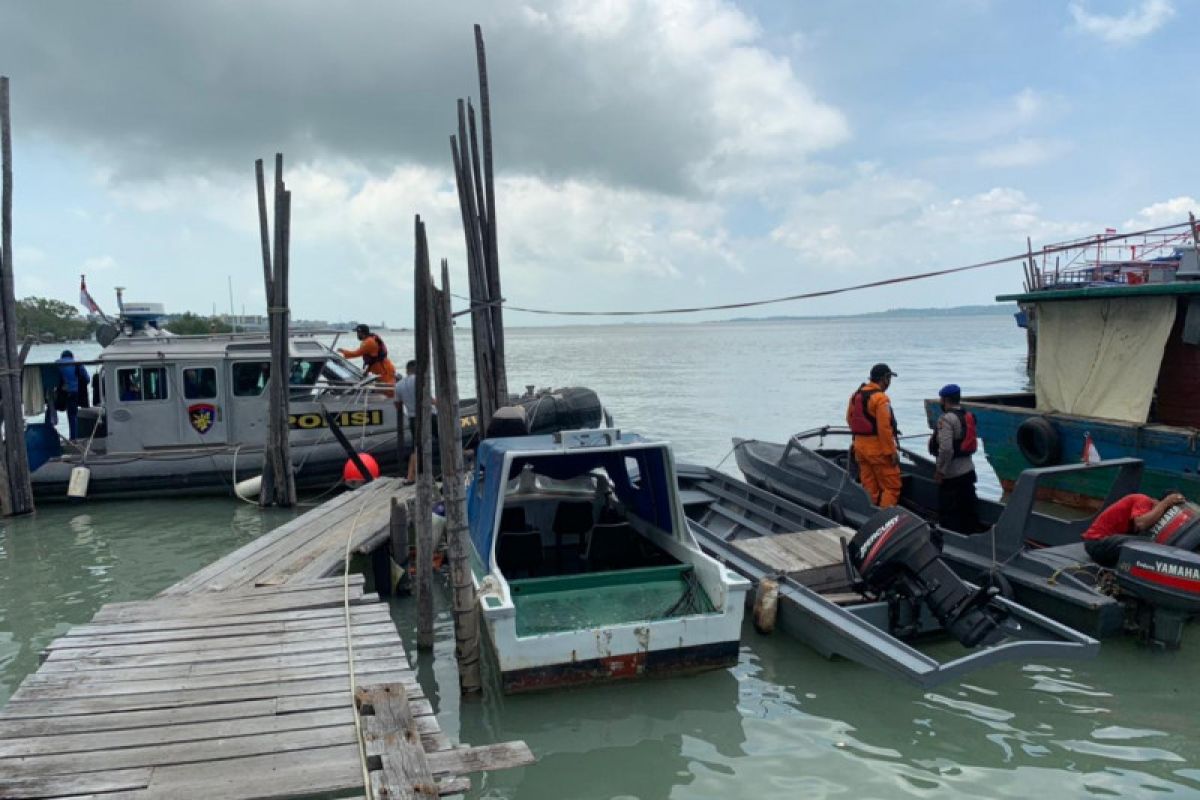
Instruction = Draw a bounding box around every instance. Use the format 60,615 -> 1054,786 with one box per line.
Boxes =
1035,296 -> 1176,423
467,433 -> 676,565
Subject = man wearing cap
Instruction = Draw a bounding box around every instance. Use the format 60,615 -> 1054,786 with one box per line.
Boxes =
338,324 -> 396,397
846,364 -> 901,507
932,384 -> 980,532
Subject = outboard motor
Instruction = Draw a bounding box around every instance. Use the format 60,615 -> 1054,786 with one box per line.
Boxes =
1115,541 -> 1200,649
847,508 -> 1008,648
1149,501 -> 1200,551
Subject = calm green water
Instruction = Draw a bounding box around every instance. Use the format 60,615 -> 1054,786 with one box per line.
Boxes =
5,317 -> 1199,798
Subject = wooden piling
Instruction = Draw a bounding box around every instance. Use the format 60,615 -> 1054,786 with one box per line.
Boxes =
390,495 -> 411,596
431,258 -> 482,695
413,217 -> 435,650
0,76 -> 33,516
255,155 -> 296,508
449,132 -> 494,435
474,25 -> 507,402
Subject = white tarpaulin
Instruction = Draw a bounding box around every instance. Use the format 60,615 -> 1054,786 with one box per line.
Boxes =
1035,296 -> 1176,423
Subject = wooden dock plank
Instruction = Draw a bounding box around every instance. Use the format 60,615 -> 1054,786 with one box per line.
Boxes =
64,602 -> 384,637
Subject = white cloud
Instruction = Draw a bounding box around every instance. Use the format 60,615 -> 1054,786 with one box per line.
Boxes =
977,138 -> 1072,168
771,173 -> 1091,271
1124,196 -> 1197,229
1069,0 -> 1174,45
82,255 -> 117,273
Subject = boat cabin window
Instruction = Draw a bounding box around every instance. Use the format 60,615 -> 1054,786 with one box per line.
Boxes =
321,358 -> 359,385
117,366 -> 169,402
289,359 -> 324,387
182,367 -> 217,399
232,362 -> 270,397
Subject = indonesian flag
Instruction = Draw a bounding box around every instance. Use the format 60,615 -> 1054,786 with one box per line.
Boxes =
1082,433 -> 1102,464
79,274 -> 104,317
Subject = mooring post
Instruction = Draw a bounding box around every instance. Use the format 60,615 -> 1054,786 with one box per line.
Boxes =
431,258 -> 482,694
0,76 -> 33,517
255,155 -> 296,508
474,24 -> 507,402
414,216 -> 435,649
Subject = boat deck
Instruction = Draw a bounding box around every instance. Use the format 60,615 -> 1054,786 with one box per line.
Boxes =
0,477 -> 534,798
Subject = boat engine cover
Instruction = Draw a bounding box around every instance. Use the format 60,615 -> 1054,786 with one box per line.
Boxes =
1149,502 -> 1200,551
849,507 -> 1008,648
1116,541 -> 1200,613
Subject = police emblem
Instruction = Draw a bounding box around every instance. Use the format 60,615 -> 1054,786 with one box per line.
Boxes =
188,403 -> 217,435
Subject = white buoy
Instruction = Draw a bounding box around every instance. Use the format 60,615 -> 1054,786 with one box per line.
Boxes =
235,475 -> 262,499
67,466 -> 91,500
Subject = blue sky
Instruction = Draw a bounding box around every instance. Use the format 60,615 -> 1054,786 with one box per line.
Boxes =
1,0 -> 1195,325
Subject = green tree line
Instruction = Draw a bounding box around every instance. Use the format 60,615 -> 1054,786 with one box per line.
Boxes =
15,297 -> 234,340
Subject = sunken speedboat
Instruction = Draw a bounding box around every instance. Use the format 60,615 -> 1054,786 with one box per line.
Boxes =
734,429 -> 1200,648
466,429 -> 749,693
24,313 -> 603,501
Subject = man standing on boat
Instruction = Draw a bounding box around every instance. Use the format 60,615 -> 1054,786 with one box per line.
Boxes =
396,359 -> 436,483
932,384 -> 981,532
55,350 -> 89,440
338,324 -> 396,396
846,363 -> 901,508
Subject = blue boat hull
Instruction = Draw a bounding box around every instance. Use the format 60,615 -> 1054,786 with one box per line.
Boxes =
925,393 -> 1200,508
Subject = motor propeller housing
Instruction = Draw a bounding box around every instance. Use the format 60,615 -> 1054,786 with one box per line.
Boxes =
848,507 -> 1008,648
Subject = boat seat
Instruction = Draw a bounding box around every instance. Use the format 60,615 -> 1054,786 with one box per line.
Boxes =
497,507 -> 544,578
550,500 -> 595,572
583,521 -> 641,572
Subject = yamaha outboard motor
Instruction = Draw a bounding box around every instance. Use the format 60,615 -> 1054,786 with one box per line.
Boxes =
847,507 -> 1008,648
1115,540 -> 1200,649
1149,502 -> 1200,551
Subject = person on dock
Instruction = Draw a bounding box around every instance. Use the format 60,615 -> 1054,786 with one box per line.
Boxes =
1082,490 -> 1186,567
396,359 -> 436,483
847,363 -> 901,507
338,324 -> 396,396
931,384 -> 980,532
55,350 -> 89,439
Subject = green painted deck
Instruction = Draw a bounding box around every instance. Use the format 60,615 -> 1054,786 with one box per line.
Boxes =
997,282 -> 1200,303
509,565 -> 717,637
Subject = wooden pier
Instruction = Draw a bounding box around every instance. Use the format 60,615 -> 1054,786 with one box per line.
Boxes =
0,477 -> 533,798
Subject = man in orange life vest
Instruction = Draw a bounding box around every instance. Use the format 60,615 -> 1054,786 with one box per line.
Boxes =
847,363 -> 901,507
338,324 -> 397,396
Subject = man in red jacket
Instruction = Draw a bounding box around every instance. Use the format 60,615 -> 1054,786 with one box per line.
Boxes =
1082,490 -> 1186,566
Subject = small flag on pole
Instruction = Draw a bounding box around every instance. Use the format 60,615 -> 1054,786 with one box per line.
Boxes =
79,274 -> 104,317
1082,432 -> 1102,464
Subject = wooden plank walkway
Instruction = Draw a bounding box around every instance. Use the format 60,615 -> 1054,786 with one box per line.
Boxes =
0,480 -> 534,799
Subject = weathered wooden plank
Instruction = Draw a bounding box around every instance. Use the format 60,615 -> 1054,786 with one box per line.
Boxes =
48,606 -> 391,650
91,587 -> 375,624
1,723 -> 362,776
1,668 -> 418,717
0,689 -> 435,739
257,499 -> 394,586
43,621 -> 397,661
358,682 -> 437,799
17,654 -> 409,699
0,766 -> 151,798
35,642 -> 408,681
426,740 -> 537,776
65,602 -> 385,637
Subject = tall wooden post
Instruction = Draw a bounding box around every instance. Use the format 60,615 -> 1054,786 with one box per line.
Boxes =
474,25 -> 507,402
0,76 -> 33,516
431,258 -> 482,694
255,155 -> 296,507
413,216 -> 435,650
449,131 -> 494,435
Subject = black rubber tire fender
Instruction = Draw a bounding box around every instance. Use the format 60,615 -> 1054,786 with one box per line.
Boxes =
1016,416 -> 1061,467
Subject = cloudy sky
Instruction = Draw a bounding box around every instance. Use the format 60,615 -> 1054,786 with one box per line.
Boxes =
1,0 -> 1195,325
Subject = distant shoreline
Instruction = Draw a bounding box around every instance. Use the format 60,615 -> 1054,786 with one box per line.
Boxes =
724,304 -> 1017,323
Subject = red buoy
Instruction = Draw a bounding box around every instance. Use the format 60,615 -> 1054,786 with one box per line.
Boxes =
342,453 -> 381,486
